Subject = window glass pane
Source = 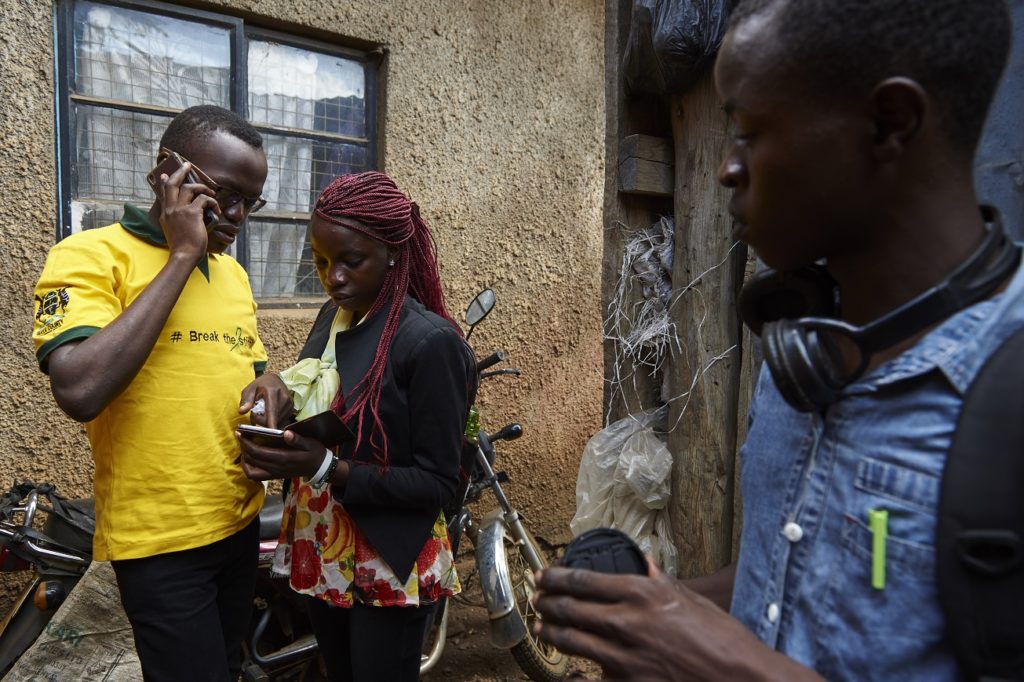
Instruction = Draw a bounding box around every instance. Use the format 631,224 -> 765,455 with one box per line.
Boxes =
74,1 -> 230,108
248,40 -> 366,138
246,220 -> 322,298
74,104 -> 170,204
262,133 -> 368,213
71,200 -> 125,232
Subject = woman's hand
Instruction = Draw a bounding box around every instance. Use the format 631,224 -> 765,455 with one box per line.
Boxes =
236,430 -> 351,487
239,373 -> 294,428
236,429 -> 326,481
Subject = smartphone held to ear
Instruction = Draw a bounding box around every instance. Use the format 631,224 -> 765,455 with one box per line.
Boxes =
238,411 -> 354,449
146,151 -> 218,228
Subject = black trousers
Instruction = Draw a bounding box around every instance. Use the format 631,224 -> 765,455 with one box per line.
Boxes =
306,597 -> 436,682
111,518 -> 259,682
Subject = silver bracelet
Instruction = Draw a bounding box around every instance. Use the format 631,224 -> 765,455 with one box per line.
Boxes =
315,455 -> 339,488
307,448 -> 333,488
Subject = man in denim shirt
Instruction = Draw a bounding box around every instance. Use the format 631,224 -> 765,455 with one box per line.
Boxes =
534,0 -> 1018,680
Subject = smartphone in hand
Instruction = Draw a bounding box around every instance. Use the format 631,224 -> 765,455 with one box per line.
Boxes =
237,423 -> 287,448
146,151 -> 218,228
237,412 -> 353,449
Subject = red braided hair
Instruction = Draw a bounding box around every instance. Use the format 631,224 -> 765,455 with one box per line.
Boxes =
315,171 -> 459,468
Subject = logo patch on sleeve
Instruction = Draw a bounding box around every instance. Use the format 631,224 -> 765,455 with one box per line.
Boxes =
35,288 -> 70,328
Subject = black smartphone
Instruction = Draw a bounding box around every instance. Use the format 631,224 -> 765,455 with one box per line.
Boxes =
146,151 -> 218,228
285,411 -> 354,448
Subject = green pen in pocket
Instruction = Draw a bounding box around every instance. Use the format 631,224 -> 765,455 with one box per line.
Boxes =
868,508 -> 888,590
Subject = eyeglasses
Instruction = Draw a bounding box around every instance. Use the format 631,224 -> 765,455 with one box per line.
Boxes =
165,148 -> 267,214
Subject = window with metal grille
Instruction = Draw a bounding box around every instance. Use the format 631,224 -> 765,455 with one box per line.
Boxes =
54,0 -> 378,300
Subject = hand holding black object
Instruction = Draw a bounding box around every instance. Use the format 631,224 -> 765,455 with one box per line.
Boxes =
236,429 -> 326,482
532,557 -> 825,682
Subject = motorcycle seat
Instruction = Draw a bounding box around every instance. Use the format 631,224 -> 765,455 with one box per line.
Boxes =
42,498 -> 96,555
259,495 -> 284,540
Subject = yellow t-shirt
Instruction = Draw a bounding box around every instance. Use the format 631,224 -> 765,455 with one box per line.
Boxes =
32,208 -> 266,561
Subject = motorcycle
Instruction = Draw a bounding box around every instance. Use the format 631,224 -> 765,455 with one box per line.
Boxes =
418,287 -> 568,681
0,482 -> 94,674
243,496 -> 325,681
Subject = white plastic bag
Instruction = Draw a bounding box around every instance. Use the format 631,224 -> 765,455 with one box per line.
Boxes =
571,407 -> 678,574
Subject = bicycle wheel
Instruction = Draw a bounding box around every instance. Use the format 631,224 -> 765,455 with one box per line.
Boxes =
505,528 -> 568,681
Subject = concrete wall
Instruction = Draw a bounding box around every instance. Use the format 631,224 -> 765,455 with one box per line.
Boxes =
0,0 -> 604,604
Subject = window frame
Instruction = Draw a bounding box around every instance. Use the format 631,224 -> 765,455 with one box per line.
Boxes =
53,0 -> 380,301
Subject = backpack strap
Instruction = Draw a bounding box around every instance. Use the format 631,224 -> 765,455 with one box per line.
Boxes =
937,328 -> 1024,681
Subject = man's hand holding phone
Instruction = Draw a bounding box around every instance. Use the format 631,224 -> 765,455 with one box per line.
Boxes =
147,150 -> 220,260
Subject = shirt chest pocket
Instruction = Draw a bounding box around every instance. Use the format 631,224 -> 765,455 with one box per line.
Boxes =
846,456 -> 941,571
812,458 -> 947,664
827,458 -> 943,640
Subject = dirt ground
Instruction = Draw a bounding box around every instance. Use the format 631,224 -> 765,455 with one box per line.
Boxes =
422,555 -> 601,682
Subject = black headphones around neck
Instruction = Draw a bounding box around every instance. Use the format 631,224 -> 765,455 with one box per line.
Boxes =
738,206 -> 1021,413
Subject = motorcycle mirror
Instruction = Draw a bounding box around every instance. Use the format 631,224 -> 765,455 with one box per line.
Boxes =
465,288 -> 496,328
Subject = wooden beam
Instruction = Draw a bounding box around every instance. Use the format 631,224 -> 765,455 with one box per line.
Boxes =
621,134 -> 673,164
618,134 -> 674,197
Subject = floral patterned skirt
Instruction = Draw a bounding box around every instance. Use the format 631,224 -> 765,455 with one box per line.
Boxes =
273,478 -> 460,607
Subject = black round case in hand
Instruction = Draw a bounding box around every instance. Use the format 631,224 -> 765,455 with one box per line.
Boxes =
560,528 -> 648,575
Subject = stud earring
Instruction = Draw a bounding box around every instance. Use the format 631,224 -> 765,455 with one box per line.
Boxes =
388,259 -> 395,267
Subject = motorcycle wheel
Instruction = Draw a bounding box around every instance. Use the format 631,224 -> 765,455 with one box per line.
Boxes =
505,529 -> 568,682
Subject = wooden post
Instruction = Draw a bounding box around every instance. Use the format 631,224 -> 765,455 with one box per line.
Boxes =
602,0 -> 674,423
665,71 -> 748,578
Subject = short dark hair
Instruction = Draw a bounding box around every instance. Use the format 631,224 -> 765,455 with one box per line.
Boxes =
159,105 -> 263,159
729,0 -> 1011,151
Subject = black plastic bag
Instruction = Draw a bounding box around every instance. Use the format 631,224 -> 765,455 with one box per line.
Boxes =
622,0 -> 729,97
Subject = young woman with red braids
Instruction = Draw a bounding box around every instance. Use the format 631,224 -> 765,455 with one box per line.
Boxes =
235,171 -> 476,682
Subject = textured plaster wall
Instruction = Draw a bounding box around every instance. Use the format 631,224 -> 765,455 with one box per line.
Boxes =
0,0 -> 604,605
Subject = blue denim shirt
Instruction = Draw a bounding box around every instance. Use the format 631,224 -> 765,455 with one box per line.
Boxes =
731,263 -> 1024,681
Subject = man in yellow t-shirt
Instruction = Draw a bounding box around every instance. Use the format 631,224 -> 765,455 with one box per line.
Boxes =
32,106 -> 269,682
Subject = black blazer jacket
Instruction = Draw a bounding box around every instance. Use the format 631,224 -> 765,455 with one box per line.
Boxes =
297,296 -> 476,583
